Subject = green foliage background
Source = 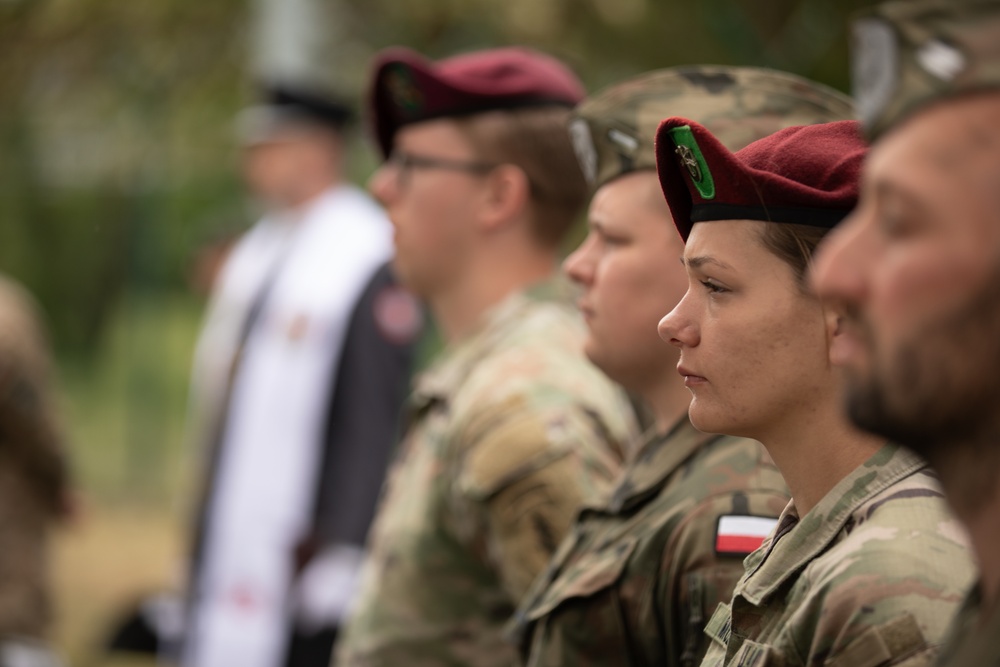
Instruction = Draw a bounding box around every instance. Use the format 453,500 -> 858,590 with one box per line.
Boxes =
0,0 -> 875,501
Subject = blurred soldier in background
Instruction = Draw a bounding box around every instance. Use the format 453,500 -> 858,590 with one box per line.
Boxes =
0,273 -> 73,667
812,1 -> 1000,665
334,47 -> 637,667
182,84 -> 420,667
507,66 -> 854,667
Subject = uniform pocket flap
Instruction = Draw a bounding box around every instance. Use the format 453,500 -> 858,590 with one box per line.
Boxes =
524,536 -> 638,621
826,613 -> 927,667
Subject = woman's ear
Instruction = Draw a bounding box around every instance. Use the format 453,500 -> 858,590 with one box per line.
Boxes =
477,164 -> 530,232
826,306 -> 848,365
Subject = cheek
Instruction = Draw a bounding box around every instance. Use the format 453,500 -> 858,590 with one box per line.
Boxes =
702,301 -> 827,412
598,252 -> 680,335
874,242 -> 989,340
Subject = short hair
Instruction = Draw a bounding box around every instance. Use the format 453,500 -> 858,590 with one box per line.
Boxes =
454,106 -> 589,247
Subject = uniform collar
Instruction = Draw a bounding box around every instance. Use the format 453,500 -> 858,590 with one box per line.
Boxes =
605,417 -> 718,513
738,442 -> 927,604
408,278 -> 569,414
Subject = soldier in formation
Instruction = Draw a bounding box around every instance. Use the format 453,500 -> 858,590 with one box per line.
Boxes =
334,47 -> 637,667
507,65 -> 854,667
654,116 -> 973,665
813,0 -> 1000,664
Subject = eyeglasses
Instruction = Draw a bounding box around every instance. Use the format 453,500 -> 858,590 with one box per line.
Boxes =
384,150 -> 500,189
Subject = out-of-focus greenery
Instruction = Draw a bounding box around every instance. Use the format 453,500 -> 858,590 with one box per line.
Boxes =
3,0 -> 875,352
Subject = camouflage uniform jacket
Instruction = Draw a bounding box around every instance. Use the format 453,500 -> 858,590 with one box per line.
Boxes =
507,417 -> 790,667
335,282 -> 636,667
932,584 -> 1000,667
0,275 -> 70,640
700,443 -> 974,667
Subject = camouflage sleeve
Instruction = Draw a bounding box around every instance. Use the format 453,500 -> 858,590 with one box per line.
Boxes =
454,400 -> 623,602
788,546 -> 963,666
661,491 -> 788,667
0,280 -> 70,512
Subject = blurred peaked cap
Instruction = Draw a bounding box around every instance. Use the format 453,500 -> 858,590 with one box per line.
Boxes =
236,83 -> 354,144
853,0 -> 1000,140
654,118 -> 867,241
367,46 -> 585,158
571,66 -> 855,191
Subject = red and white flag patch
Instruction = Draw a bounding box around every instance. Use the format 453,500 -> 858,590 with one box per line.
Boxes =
715,515 -> 778,556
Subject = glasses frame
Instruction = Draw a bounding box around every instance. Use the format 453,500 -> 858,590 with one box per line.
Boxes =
385,150 -> 500,189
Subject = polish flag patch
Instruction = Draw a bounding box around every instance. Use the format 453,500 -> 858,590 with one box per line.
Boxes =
715,515 -> 778,556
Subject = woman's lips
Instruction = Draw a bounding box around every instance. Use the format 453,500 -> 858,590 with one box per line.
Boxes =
678,365 -> 707,387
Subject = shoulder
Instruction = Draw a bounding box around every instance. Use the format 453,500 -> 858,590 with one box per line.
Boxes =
788,472 -> 974,663
323,184 -> 391,226
689,435 -> 786,495
450,303 -> 632,499
457,299 -> 618,415
663,440 -> 788,572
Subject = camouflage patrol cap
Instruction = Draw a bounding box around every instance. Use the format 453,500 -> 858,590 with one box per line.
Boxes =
853,0 -> 1000,139
570,66 -> 854,191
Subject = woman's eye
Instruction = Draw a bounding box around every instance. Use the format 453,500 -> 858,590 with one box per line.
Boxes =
700,279 -> 728,294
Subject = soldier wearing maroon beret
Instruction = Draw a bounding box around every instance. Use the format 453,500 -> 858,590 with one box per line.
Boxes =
654,118 -> 973,666
333,48 -> 637,667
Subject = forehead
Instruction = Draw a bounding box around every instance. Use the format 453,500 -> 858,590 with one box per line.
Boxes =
394,118 -> 472,151
685,219 -> 765,262
590,172 -> 673,225
868,96 -> 1000,210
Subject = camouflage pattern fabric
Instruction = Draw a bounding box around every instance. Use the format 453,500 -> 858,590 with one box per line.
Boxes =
334,281 -> 636,667
933,585 -> 1000,667
700,444 -> 974,667
852,0 -> 1000,139
0,274 -> 70,640
569,66 -> 853,191
507,419 -> 789,667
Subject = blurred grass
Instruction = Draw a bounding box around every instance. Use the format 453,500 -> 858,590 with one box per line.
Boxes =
53,290 -> 204,666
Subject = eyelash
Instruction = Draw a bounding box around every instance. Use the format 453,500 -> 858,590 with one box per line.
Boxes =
699,279 -> 729,294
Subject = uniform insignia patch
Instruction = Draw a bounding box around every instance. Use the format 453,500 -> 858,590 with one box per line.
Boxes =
374,285 -> 423,345
569,118 -> 598,186
916,38 -> 966,82
607,127 -> 639,154
714,515 -> 778,556
668,125 -> 715,200
852,18 -> 898,132
386,64 -> 424,116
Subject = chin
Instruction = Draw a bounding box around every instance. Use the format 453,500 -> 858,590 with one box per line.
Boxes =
688,400 -> 735,437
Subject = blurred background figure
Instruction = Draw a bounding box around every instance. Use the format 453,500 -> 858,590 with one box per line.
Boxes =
335,46 -> 637,667
0,273 -> 73,667
181,84 -> 420,667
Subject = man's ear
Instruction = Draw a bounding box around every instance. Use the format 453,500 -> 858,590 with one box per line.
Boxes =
477,164 -> 531,232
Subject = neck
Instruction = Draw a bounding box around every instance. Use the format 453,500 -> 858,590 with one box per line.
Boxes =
430,244 -> 556,343
754,398 -> 884,516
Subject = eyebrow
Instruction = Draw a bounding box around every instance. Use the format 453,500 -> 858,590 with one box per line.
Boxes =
683,255 -> 734,271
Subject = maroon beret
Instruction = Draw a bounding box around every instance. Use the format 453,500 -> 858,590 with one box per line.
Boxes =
654,118 -> 867,241
368,47 -> 585,158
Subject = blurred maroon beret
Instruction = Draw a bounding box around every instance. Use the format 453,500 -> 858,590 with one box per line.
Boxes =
367,46 -> 585,158
654,118 -> 867,241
